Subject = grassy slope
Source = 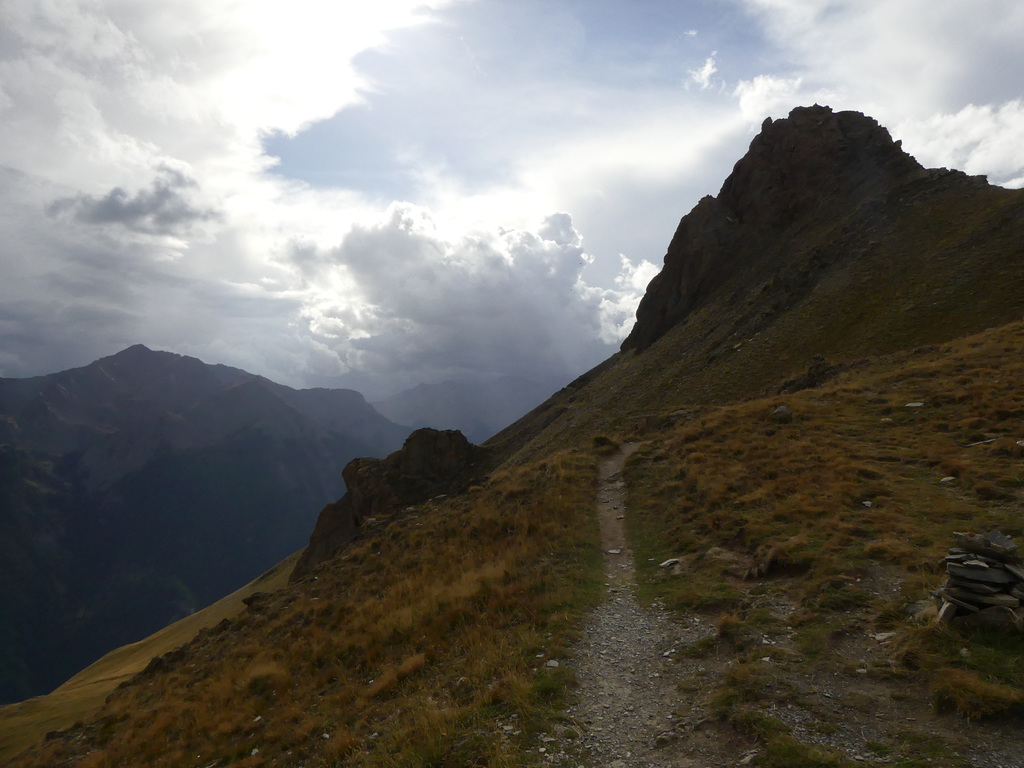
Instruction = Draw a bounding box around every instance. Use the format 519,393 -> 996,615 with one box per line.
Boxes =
621,319 -> 1024,764
12,316 -> 1023,768
9,452 -> 603,768
5,320 -> 1023,766
487,176 -> 1024,466
0,553 -> 300,761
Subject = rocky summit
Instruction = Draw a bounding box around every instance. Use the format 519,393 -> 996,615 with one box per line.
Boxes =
625,105 -> 965,352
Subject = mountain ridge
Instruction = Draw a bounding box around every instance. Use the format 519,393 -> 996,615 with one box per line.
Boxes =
487,106 -> 1024,466
0,345 -> 410,703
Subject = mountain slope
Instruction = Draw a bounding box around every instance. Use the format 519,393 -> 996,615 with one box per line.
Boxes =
0,346 -> 409,703
6,105 -> 1024,767
486,106 -> 1024,464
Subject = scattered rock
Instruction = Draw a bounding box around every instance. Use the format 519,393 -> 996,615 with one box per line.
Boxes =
953,531 -> 1021,563
654,730 -> 679,748
905,402 -> 925,408
770,405 -> 794,423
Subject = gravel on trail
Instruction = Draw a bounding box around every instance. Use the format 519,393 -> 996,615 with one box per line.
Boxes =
542,445 -> 724,768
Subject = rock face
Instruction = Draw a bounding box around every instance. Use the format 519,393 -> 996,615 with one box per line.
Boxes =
292,428 -> 488,580
622,105 -> 923,352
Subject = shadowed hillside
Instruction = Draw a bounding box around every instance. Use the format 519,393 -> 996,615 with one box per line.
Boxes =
0,346 -> 409,703
5,106 -> 1024,767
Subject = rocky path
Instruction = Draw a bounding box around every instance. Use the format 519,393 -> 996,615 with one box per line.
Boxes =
551,445 -> 719,768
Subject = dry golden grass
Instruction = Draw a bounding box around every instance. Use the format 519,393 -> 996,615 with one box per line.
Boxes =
621,319 -> 1024,750
931,668 -> 1024,720
9,450 -> 602,767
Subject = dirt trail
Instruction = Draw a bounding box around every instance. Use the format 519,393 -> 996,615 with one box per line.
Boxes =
548,447 -> 1024,768
554,445 -> 719,768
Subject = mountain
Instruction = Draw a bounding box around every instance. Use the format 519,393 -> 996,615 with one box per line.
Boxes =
6,106 -> 1024,767
0,345 -> 409,703
487,105 -> 1024,463
372,376 -> 558,443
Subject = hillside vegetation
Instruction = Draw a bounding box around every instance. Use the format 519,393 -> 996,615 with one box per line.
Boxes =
8,452 -> 603,767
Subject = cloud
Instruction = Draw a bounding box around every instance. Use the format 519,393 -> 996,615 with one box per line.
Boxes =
285,205 -> 650,394
4,0 -> 1024,401
47,165 -> 219,235
687,54 -> 718,90
735,1 -> 1024,118
734,75 -> 806,123
894,101 -> 1024,188
733,1 -> 1024,183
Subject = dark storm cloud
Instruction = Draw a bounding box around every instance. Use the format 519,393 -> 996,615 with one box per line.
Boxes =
47,166 -> 219,235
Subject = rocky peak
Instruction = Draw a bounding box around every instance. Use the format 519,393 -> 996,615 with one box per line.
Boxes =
720,105 -> 921,231
622,105 -> 924,352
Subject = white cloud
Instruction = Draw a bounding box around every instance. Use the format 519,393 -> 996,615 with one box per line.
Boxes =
5,0 -> 1024,398
734,75 -> 805,123
687,54 -> 718,90
591,255 -> 660,345
735,1 -> 1024,117
0,0 -> 456,197
894,101 -> 1024,187
284,205 -> 648,394
734,0 -> 1024,184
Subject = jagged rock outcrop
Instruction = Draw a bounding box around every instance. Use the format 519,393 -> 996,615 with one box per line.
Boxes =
291,428 -> 488,580
622,105 -> 924,352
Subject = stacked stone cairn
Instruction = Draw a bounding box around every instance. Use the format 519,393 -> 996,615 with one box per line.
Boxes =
936,530 -> 1024,630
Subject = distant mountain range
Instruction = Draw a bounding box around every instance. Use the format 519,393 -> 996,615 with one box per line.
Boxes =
373,376 -> 558,444
0,345 -> 411,703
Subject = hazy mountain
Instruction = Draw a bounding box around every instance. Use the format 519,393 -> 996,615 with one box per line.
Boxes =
7,106 -> 1024,766
372,376 -> 558,444
0,345 -> 409,703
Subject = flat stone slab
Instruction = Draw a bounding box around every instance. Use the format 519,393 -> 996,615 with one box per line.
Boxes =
947,563 -> 1017,584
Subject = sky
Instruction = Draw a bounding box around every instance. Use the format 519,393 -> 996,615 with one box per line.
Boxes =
2,0 -> 1024,398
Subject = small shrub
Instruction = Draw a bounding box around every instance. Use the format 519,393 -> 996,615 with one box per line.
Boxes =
244,661 -> 290,700
930,667 -> 1024,719
715,613 -> 742,638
